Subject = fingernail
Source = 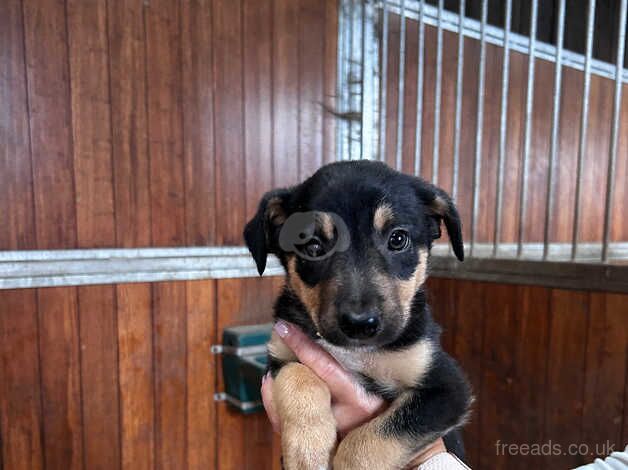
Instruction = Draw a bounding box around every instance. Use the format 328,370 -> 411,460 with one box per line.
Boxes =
274,320 -> 290,338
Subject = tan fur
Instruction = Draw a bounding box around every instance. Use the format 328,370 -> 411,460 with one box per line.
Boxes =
287,257 -> 322,328
372,247 -> 428,328
430,195 -> 448,215
373,203 -> 394,231
267,196 -> 286,225
397,248 -> 429,315
320,338 -> 434,391
267,330 -> 298,363
317,212 -> 335,240
273,363 -> 337,470
333,392 -> 415,470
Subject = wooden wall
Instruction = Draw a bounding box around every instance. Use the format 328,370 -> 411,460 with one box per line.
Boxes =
384,16 -> 628,244
2,1 -> 628,470
2,276 -> 626,469
0,0 -> 338,251
429,278 -> 628,469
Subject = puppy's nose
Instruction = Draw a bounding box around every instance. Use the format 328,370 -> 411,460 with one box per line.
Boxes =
339,311 -> 380,339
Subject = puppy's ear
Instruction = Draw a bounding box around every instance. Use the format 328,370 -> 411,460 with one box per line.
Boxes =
243,188 -> 292,275
415,181 -> 464,262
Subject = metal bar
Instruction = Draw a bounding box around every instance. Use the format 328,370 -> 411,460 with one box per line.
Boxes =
602,0 -> 627,262
517,0 -> 538,258
571,0 -> 596,261
493,0 -> 512,257
451,0 -> 465,203
347,0 -> 355,160
361,0 -> 379,160
395,0 -> 407,170
431,0 -> 444,185
543,0 -> 566,261
0,247 -> 285,289
336,0 -> 346,161
469,0 -> 488,258
379,2 -> 390,162
413,0 -> 425,176
382,0 -> 628,84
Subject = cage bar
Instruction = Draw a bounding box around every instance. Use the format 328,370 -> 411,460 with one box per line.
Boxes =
379,1 -> 390,162
395,0 -> 407,170
572,0 -> 596,261
470,0 -> 488,258
451,0 -> 465,204
543,0 -> 566,261
602,0 -> 627,262
517,0 -> 538,258
493,0 -> 512,257
431,0 -> 444,185
413,0 -> 426,176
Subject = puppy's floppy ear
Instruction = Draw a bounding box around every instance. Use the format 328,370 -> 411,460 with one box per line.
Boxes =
414,180 -> 464,262
243,188 -> 292,275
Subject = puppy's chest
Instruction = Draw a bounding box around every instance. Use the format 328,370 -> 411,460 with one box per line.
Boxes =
318,340 -> 433,390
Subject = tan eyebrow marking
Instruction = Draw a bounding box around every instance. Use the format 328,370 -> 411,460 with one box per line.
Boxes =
373,203 -> 394,231
317,212 -> 335,240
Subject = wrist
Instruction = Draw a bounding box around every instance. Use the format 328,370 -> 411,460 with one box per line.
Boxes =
404,438 -> 447,469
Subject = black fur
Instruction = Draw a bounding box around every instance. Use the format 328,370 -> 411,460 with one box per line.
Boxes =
245,161 -> 472,464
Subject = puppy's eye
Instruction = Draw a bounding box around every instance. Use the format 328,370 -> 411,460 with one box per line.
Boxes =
300,238 -> 325,258
387,229 -> 410,251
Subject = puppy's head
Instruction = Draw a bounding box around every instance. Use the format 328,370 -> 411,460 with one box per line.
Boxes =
244,161 -> 463,347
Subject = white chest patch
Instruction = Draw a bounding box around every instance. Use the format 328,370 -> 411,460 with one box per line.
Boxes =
318,339 -> 434,391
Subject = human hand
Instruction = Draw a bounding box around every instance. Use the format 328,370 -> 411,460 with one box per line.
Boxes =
260,321 -> 447,467
261,320 -> 385,436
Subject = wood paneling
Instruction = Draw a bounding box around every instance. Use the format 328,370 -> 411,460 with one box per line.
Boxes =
2,277 -> 626,469
1,0 -> 336,250
23,0 -> 77,249
0,0 -> 36,250
215,277 -> 282,470
0,290 -> 43,470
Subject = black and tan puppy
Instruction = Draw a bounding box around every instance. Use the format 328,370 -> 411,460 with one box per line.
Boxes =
244,161 -> 472,470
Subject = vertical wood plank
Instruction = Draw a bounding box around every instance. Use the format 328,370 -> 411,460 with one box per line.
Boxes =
273,0 -> 300,186
117,284 -> 154,470
67,0 -> 115,248
77,285 -> 120,470
0,290 -> 44,470
510,285 -> 551,470
185,280 -> 216,470
451,280 -> 485,468
23,0 -> 77,249
243,0 -> 273,218
213,0 -> 246,244
216,277 -> 282,470
0,0 -> 36,250
108,0 -> 151,247
478,283 -> 517,470
544,289 -> 589,468
37,287 -> 83,470
181,0 -> 216,246
582,292 -> 627,455
152,282 -> 187,469
145,0 -> 186,246
298,0 -> 325,179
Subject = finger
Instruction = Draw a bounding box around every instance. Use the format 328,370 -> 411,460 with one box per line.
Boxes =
261,372 -> 280,433
273,320 -> 360,402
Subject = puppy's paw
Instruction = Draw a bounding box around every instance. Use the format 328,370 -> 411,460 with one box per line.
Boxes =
333,425 -> 405,470
274,363 -> 337,470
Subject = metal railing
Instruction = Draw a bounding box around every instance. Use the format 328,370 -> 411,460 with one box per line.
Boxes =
336,0 -> 628,276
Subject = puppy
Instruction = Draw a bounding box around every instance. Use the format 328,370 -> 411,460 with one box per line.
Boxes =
244,161 -> 472,470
